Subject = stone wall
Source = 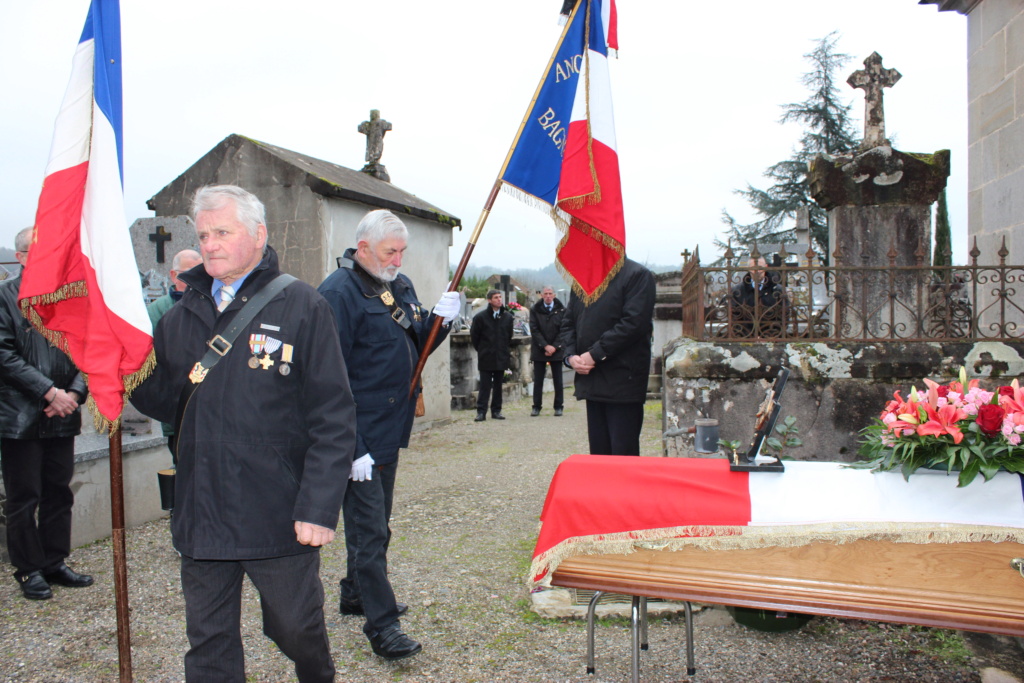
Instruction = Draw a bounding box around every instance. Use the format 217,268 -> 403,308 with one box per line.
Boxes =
967,0 -> 1024,266
662,338 -> 1024,461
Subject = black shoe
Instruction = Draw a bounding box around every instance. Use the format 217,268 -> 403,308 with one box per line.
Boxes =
530,407 -> 540,416
369,625 -> 422,661
42,562 -> 94,588
15,571 -> 52,600
491,412 -> 506,420
474,411 -> 486,422
554,408 -> 563,416
340,599 -> 408,617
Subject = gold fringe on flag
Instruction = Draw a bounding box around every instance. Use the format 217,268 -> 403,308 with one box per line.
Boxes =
554,215 -> 625,304
19,281 -> 157,434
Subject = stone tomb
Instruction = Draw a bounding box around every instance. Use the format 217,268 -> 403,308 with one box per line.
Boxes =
129,216 -> 197,301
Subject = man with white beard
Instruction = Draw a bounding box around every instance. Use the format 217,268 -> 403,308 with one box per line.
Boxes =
317,209 -> 459,661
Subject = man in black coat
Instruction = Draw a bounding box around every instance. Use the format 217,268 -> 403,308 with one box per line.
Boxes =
131,185 -> 356,683
470,289 -> 514,421
559,258 -> 656,455
0,227 -> 92,601
528,286 -> 565,416
728,256 -> 787,337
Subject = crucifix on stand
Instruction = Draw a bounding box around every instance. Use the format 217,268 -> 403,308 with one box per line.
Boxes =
848,52 -> 901,150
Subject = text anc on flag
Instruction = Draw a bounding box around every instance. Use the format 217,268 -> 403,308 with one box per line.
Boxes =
500,0 -> 624,302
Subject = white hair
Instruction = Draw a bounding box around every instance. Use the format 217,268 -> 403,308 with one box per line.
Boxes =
355,209 -> 408,247
191,185 -> 265,237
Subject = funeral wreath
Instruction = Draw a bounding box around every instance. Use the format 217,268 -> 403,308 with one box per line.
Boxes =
857,368 -> 1024,487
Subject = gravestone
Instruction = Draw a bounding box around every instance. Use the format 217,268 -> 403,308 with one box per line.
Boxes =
129,216 -> 197,301
808,53 -> 949,339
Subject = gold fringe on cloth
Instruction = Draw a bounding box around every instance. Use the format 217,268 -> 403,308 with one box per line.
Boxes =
529,521 -> 1024,588
19,280 -> 157,434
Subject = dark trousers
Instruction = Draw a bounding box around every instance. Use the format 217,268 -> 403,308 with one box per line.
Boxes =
532,360 -> 564,410
585,401 -> 645,456
0,436 -> 75,576
180,551 -> 334,683
476,370 -> 504,414
340,460 -> 400,636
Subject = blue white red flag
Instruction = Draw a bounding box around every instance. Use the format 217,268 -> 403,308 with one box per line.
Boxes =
501,0 -> 623,302
19,0 -> 154,430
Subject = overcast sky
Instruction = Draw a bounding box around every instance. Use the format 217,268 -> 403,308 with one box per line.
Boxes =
0,0 -> 967,271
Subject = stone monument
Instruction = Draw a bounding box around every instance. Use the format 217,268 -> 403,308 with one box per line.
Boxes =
358,109 -> 392,182
808,52 -> 949,339
129,216 -> 197,301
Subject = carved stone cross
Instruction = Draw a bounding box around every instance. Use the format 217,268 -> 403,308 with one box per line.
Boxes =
848,52 -> 901,150
358,109 -> 392,181
148,224 -> 172,263
359,109 -> 392,165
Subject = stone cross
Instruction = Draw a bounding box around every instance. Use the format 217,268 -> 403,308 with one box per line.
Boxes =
148,224 -> 172,263
359,109 -> 391,165
848,52 -> 901,150
358,109 -> 392,181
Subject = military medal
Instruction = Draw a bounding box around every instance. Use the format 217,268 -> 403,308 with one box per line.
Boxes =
189,362 -> 208,384
381,290 -> 395,306
279,343 -> 293,376
249,334 -> 268,369
258,337 -> 282,370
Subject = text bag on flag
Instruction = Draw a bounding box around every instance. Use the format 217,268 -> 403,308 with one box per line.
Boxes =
18,0 -> 154,431
501,0 -> 623,302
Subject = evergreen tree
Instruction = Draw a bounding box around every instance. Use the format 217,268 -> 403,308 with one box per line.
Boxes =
933,188 -> 952,268
717,32 -> 860,262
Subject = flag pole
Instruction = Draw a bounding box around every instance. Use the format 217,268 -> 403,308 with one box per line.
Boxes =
108,427 -> 133,682
408,2 -> 584,397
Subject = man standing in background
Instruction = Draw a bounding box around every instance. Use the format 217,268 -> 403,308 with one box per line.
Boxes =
0,227 -> 92,601
529,286 -> 565,417
471,289 -> 514,422
145,248 -> 202,461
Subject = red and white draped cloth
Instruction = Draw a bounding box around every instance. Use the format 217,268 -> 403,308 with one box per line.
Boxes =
531,455 -> 1024,585
18,0 -> 153,430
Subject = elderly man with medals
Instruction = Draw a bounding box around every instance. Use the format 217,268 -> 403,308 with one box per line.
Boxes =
131,185 -> 356,683
318,209 -> 459,661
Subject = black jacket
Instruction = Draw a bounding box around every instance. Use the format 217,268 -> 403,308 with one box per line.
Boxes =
529,298 -> 566,362
130,247 -> 356,560
317,249 -> 448,465
558,258 -> 655,404
470,306 -> 514,372
0,275 -> 87,439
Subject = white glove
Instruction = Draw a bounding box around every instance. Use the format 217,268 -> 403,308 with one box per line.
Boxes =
432,290 -> 461,324
349,453 -> 374,481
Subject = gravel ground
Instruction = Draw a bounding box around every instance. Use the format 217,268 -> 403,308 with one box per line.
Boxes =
2,398 -> 1023,682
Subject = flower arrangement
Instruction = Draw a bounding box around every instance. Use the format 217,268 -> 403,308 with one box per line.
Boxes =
507,301 -> 524,311
857,367 -> 1024,486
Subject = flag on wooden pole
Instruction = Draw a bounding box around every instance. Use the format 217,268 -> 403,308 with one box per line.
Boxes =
19,0 -> 153,431
501,0 -> 623,302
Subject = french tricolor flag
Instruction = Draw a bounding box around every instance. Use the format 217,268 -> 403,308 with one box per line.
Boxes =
502,0 -> 624,302
19,0 -> 153,430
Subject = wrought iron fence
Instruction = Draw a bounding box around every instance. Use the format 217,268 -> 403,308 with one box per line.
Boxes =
681,239 -> 1023,343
